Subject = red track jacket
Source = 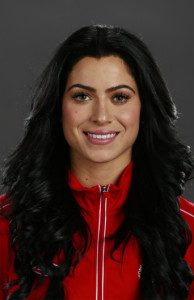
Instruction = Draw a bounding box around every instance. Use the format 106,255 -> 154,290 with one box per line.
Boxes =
0,162 -> 194,299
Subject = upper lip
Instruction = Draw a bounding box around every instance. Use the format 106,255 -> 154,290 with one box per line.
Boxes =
84,130 -> 119,134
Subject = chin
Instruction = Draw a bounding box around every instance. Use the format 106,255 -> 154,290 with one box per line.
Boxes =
86,154 -> 116,164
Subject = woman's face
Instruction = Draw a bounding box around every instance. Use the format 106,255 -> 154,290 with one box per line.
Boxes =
62,55 -> 141,167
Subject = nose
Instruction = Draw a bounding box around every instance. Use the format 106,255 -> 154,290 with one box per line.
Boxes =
90,99 -> 112,125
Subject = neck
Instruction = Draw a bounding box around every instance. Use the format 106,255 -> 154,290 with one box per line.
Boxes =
70,156 -> 132,188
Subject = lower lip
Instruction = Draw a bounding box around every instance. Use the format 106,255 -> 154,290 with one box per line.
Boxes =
84,133 -> 118,145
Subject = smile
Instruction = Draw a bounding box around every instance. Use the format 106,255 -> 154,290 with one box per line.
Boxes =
86,133 -> 117,139
84,131 -> 119,145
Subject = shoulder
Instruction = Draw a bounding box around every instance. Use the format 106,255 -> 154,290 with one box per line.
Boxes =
179,196 -> 194,229
0,194 -> 12,238
0,195 -> 14,262
180,197 -> 194,268
0,194 -> 12,216
0,198 -> 15,299
0,195 -> 11,236
179,198 -> 194,299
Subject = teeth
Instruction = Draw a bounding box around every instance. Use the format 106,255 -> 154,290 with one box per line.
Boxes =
87,133 -> 116,139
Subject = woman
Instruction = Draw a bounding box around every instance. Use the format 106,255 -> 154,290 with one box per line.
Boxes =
0,24 -> 194,300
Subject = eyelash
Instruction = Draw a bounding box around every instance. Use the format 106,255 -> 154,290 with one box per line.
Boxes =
72,92 -> 90,102
113,93 -> 130,103
72,92 -> 130,103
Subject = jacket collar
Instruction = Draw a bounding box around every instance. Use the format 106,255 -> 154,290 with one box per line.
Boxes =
68,161 -> 133,212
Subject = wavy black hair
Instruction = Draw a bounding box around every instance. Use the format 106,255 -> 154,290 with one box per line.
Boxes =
2,24 -> 194,299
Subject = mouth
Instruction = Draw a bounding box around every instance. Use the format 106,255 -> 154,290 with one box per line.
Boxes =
83,131 -> 119,144
85,132 -> 117,139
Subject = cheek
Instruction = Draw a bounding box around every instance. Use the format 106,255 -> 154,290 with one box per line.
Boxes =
62,105 -> 79,146
120,105 -> 141,128
62,104 -> 80,131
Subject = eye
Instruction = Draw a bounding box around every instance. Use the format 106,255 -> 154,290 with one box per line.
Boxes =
113,93 -> 130,103
72,92 -> 90,102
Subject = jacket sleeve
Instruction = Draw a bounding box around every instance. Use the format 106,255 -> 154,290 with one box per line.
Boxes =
188,282 -> 194,300
187,225 -> 194,300
187,235 -> 194,300
180,197 -> 194,300
0,216 -> 12,300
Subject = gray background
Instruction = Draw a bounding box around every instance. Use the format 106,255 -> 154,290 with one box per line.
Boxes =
0,1 -> 194,201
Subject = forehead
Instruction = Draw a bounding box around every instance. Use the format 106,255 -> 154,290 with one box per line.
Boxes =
65,55 -> 136,88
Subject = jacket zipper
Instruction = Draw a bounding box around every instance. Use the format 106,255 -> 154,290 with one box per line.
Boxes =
96,185 -> 109,300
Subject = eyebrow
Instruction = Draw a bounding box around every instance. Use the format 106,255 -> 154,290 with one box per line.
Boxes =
67,84 -> 136,94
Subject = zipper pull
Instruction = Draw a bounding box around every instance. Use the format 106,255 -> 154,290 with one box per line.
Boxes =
101,185 -> 107,193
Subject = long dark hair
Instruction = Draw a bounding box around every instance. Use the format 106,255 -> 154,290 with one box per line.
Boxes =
2,24 -> 194,299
